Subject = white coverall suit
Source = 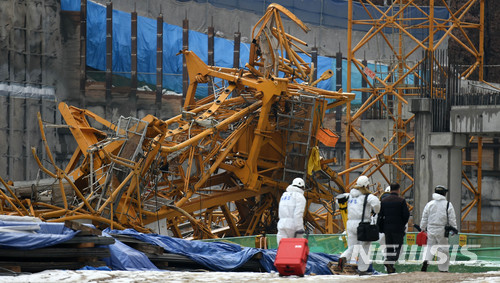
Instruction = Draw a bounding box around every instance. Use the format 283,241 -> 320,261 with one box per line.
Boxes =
340,188 -> 381,272
276,185 -> 306,245
420,193 -> 458,272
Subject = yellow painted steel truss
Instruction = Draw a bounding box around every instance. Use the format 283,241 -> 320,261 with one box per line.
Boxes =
0,4 -> 353,238
344,0 -> 486,214
0,1 -> 489,237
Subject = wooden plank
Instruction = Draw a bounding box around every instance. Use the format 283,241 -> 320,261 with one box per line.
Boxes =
61,236 -> 115,245
129,243 -> 164,256
109,234 -> 163,255
108,233 -> 147,244
147,253 -> 206,269
64,220 -> 102,236
0,265 -> 21,273
0,247 -> 110,258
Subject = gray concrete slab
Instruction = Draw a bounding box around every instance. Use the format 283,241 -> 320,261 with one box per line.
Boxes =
451,105 -> 500,136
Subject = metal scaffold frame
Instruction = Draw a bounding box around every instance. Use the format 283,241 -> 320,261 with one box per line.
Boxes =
344,0 -> 486,222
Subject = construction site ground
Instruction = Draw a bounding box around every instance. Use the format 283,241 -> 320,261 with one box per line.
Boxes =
5,269 -> 500,283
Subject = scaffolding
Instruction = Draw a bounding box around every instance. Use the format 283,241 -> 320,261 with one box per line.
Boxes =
344,0 -> 487,232
277,94 -> 319,183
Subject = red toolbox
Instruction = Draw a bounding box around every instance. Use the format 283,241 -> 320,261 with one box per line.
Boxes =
274,238 -> 309,276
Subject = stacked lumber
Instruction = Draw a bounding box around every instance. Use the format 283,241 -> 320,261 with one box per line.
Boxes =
0,221 -> 115,273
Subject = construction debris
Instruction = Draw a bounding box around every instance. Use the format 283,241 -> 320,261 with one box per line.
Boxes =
0,4 -> 353,239
0,220 -> 114,273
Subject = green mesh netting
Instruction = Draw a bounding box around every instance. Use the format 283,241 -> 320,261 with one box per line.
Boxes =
203,233 -> 500,273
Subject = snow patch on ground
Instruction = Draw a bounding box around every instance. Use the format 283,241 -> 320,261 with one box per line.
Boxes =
4,270 -> 362,283
3,265 -> 500,283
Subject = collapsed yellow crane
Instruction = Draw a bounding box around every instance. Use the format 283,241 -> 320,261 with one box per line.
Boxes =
0,4 -> 353,239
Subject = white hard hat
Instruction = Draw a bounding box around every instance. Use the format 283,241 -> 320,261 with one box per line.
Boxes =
385,186 -> 391,193
292,178 -> 305,189
356,175 -> 370,188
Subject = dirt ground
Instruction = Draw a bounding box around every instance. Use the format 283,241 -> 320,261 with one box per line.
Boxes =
354,271 -> 500,283
5,270 -> 500,283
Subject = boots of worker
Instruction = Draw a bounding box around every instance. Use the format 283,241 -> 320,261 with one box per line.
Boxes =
421,260 -> 428,272
384,263 -> 396,274
356,269 -> 372,276
338,257 -> 346,272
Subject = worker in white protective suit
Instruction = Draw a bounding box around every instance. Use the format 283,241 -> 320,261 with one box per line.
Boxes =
420,185 -> 458,272
276,177 -> 307,246
337,175 -> 381,275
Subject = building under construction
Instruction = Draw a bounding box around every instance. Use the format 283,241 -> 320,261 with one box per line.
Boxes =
0,0 -> 500,273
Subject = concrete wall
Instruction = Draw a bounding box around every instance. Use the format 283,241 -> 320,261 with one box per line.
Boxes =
0,88 -> 59,181
360,119 -> 391,188
0,0 -> 69,97
410,98 -> 468,227
462,176 -> 500,222
0,87 -> 183,181
0,0 -> 184,181
451,105 -> 500,136
450,105 -> 500,225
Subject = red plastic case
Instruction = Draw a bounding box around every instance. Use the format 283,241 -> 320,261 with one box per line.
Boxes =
274,238 -> 309,276
417,231 -> 428,246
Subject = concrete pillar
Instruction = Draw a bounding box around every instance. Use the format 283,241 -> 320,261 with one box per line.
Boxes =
428,132 -> 467,229
411,98 -> 467,228
410,98 -> 432,225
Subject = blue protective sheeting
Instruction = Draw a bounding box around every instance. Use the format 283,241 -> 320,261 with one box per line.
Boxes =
64,0 -> 428,102
0,221 -> 78,249
207,0 -> 449,40
64,0 -> 449,39
102,231 -> 159,271
0,219 -> 363,274
61,0 -> 80,11
107,229 -> 262,271
0,220 -> 156,271
107,229 -> 347,275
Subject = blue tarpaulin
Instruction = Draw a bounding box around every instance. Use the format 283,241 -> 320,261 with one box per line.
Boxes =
106,229 -> 350,275
0,220 -> 368,274
61,0 -> 433,103
0,220 -> 157,271
102,231 -> 159,271
0,221 -> 78,249
61,0 -> 80,11
106,228 -> 262,272
63,0 -> 449,39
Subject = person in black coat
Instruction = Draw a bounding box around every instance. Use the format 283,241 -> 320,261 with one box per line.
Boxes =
377,183 -> 410,274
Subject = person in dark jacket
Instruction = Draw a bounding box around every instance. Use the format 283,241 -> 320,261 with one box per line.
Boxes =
377,183 -> 410,274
